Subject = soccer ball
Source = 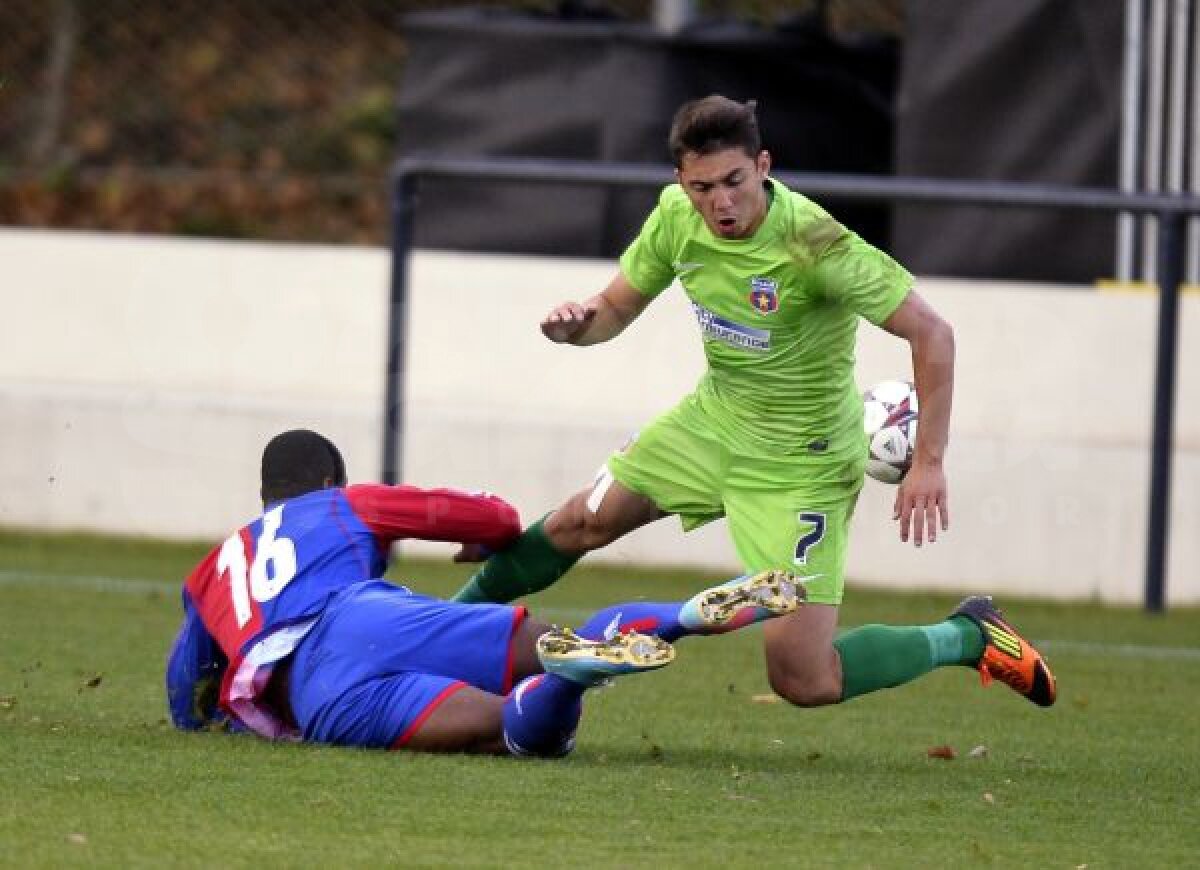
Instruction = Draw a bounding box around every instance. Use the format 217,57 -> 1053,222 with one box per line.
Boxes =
862,379 -> 918,484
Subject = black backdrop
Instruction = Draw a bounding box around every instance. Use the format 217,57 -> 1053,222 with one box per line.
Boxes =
395,8 -> 898,258
892,0 -> 1123,281
396,3 -> 1124,282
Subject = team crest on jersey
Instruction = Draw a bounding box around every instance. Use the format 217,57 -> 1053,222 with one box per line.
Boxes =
749,277 -> 779,315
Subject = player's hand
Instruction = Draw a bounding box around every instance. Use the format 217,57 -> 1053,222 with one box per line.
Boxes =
452,542 -> 492,563
893,460 -> 949,547
541,301 -> 597,343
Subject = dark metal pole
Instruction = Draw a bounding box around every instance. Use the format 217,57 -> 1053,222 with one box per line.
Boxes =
1144,211 -> 1185,612
381,169 -> 416,485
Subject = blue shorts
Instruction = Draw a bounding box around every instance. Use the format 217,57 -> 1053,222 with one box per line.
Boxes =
287,580 -> 527,749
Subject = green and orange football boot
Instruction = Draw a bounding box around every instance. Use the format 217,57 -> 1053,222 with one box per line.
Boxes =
952,595 -> 1057,707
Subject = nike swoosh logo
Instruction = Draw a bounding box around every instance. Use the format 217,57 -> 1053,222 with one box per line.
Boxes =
673,261 -> 704,275
602,612 -> 622,641
513,675 -> 543,715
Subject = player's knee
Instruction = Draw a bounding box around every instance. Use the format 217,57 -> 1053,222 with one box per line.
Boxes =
765,657 -> 842,707
547,497 -> 622,552
576,509 -> 624,549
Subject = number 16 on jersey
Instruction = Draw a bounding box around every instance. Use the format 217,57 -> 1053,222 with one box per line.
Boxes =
217,506 -> 298,628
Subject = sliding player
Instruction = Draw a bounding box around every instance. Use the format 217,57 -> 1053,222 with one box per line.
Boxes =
166,429 -> 804,756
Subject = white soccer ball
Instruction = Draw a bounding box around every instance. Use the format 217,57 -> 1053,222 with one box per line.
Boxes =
862,379 -> 918,484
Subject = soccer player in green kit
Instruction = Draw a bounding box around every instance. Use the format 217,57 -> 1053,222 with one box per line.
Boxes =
455,95 -> 1056,711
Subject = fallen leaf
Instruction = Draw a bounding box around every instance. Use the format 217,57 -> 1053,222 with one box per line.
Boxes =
968,745 -> 988,759
67,833 -> 87,845
750,693 -> 781,704
983,792 -> 995,804
927,745 -> 957,760
0,696 -> 16,710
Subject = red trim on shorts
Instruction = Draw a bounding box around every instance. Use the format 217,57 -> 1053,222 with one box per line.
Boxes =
501,606 -> 529,695
389,680 -> 468,750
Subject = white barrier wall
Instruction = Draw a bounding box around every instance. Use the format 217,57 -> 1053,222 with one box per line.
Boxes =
1,228 -> 1197,604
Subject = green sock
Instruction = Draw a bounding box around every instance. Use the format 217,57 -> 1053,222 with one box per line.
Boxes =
834,616 -> 985,702
450,517 -> 581,604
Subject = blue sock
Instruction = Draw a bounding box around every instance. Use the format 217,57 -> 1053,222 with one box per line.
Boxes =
575,602 -> 686,642
502,674 -> 584,757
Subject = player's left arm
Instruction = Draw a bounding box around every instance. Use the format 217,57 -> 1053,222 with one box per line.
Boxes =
879,289 -> 955,546
165,593 -> 228,730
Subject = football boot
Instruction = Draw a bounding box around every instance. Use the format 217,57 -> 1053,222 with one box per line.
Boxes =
537,627 -> 675,687
678,570 -> 807,632
952,595 -> 1057,707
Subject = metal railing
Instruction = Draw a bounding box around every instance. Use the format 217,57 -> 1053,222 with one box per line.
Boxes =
385,155 -> 1200,612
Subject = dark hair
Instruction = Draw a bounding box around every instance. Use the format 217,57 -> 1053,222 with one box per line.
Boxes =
260,429 -> 347,504
668,95 -> 762,168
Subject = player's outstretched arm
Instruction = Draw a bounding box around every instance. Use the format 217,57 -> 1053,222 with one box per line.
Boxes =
345,484 -> 521,551
541,272 -> 652,346
880,290 -> 955,546
165,594 -> 228,730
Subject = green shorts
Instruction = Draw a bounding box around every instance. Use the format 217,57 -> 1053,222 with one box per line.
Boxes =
607,394 -> 864,605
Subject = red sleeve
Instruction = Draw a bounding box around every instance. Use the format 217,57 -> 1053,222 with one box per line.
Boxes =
343,483 -> 521,550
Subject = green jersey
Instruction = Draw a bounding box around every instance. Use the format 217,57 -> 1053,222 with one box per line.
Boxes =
619,178 -> 911,458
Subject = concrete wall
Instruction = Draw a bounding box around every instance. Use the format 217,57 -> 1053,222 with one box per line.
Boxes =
1,228 -> 1196,603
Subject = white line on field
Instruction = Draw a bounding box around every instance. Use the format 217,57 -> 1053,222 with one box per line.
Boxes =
0,569 -> 170,592
2,572 -> 1198,662
1036,639 -> 1200,661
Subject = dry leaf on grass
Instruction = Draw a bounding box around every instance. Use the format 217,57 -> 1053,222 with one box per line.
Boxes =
927,745 -> 956,760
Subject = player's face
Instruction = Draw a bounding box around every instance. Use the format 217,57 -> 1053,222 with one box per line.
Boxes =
676,148 -> 772,240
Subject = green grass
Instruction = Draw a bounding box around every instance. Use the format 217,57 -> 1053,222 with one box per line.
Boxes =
1,528 -> 1199,868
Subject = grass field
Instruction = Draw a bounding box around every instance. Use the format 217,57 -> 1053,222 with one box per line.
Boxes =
2,528 -> 1198,868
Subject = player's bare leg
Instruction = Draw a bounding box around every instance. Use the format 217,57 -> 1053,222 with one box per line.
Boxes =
401,686 -> 510,754
453,475 -> 665,604
762,604 -> 843,706
542,476 -> 666,553
508,617 -> 552,681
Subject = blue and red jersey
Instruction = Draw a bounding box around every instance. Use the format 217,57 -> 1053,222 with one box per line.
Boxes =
166,483 -> 520,738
